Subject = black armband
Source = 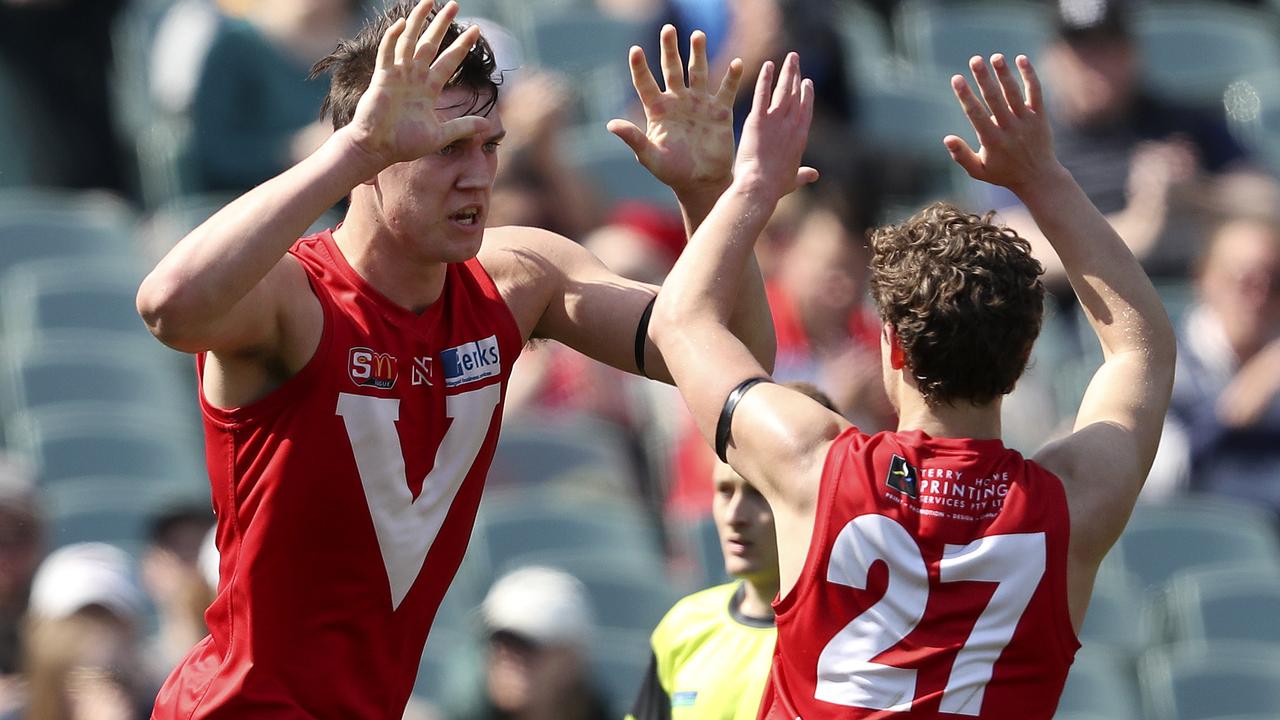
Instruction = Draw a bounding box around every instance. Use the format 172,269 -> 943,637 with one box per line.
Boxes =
715,377 -> 771,463
634,295 -> 657,378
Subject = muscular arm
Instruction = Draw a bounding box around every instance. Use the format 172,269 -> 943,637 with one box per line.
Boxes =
941,55 -> 1176,566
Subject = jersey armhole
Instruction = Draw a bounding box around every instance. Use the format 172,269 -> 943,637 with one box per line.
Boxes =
197,258 -> 335,428
1041,461 -> 1084,659
773,426 -> 862,618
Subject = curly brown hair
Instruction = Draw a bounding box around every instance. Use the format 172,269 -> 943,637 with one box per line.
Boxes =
869,202 -> 1045,407
309,1 -> 500,131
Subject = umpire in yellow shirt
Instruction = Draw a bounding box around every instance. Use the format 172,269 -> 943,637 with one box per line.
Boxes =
628,384 -> 836,720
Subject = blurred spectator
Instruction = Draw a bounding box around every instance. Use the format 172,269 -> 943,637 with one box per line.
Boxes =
0,457 -> 41,680
188,0 -> 362,193
0,0 -> 126,191
1168,198 -> 1280,511
486,69 -> 602,239
139,506 -> 215,690
454,566 -> 610,720
12,543 -> 150,720
993,0 -> 1252,288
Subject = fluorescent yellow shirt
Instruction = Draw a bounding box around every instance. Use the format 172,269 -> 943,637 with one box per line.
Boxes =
626,582 -> 775,720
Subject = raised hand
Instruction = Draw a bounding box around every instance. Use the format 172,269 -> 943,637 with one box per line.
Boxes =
944,54 -> 1062,193
607,26 -> 743,196
344,0 -> 491,170
733,53 -> 819,202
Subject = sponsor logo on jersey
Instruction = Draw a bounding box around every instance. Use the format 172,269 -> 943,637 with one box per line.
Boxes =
411,356 -> 433,387
672,691 -> 697,708
886,454 -> 919,498
441,335 -> 501,388
349,347 -> 398,389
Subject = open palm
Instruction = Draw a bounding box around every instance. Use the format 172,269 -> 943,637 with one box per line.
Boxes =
608,26 -> 743,195
345,0 -> 490,169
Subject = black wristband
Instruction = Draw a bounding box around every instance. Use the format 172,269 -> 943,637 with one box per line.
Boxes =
715,377 -> 770,463
634,295 -> 657,379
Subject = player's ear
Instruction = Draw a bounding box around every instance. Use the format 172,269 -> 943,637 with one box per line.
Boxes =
883,323 -> 906,370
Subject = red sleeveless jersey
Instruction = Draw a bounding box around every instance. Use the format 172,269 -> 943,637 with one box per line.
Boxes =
760,428 -> 1079,720
154,230 -> 522,719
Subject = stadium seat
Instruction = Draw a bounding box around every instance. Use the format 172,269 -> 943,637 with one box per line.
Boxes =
489,412 -> 640,493
1080,570 -> 1154,657
473,490 -> 664,581
1160,564 -> 1280,647
525,10 -> 643,126
6,405 -> 205,486
0,335 -> 191,426
590,627 -> 651,718
1056,646 -> 1144,718
0,191 -> 138,275
1134,3 -> 1280,106
43,475 -> 209,551
1107,496 -> 1280,591
0,257 -> 151,349
893,0 -> 1053,79
415,624 -> 485,709
1140,642 -> 1280,720
566,128 -> 677,210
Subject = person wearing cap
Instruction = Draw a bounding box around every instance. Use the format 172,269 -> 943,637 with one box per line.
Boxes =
11,543 -> 152,720
993,0 -> 1251,288
629,384 -> 835,720
454,565 -> 610,720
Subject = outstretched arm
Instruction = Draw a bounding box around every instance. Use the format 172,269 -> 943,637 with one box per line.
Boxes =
944,54 -> 1176,563
649,55 -> 846,517
137,0 -> 488,355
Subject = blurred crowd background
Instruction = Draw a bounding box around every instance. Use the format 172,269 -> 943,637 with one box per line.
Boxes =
0,0 -> 1279,717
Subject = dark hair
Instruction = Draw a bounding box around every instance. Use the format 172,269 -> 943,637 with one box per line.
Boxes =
868,202 -> 1044,407
782,381 -> 838,413
310,1 -> 500,131
147,505 -> 213,551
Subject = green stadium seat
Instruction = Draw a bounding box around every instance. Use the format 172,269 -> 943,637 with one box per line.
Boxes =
415,624 -> 485,709
0,257 -> 150,349
589,628 -> 651,718
43,475 -> 209,551
1107,496 -> 1280,591
1080,570 -> 1154,657
1140,642 -> 1280,720
0,191 -> 138,274
567,129 -> 677,210
1056,646 -> 1143,718
525,11 -> 643,126
1134,3 -> 1280,106
1,335 -> 191,426
893,0 -> 1053,79
6,404 -> 205,486
474,490 -> 664,581
489,412 -> 640,493
1160,565 -> 1280,647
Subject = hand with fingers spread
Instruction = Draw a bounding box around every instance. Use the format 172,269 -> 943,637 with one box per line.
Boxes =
733,52 -> 819,203
343,0 -> 491,172
945,54 -> 1065,194
607,25 -> 744,196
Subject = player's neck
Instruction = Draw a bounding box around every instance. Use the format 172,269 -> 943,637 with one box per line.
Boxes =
740,575 -> 778,620
894,389 -> 1002,441
335,207 -> 449,314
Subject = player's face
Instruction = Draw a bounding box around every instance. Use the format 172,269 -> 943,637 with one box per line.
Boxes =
374,86 -> 504,264
711,462 -> 779,584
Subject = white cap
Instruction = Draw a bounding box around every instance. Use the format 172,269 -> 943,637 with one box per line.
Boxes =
29,543 -> 144,622
480,566 -> 594,648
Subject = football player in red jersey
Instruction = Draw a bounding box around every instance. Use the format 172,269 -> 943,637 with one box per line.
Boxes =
135,2 -> 784,718
650,52 -> 1175,719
